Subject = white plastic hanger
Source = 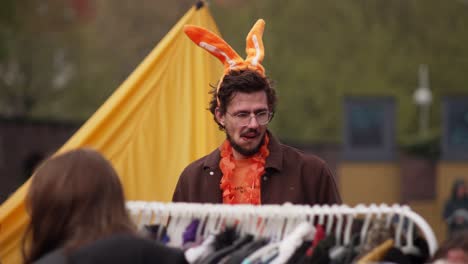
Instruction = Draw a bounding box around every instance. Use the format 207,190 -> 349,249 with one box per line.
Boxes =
381,203 -> 395,229
273,205 -> 287,242
211,205 -> 225,236
126,201 -> 142,226
194,204 -> 207,241
199,205 -> 212,238
333,205 -> 344,246
324,205 -> 334,235
329,205 -> 347,260
270,221 -> 315,264
177,203 -> 198,247
318,205 -> 325,226
281,203 -> 297,240
401,205 -> 421,256
394,204 -> 404,247
262,205 -> 280,241
357,203 -> 373,248
343,206 -> 355,246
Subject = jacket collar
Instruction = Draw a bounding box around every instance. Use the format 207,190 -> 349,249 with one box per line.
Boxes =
265,131 -> 283,172
202,130 -> 283,172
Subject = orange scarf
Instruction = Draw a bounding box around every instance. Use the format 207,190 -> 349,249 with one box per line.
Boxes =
219,134 -> 270,204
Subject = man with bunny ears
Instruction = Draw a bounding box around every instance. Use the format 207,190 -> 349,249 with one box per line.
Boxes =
172,19 -> 341,206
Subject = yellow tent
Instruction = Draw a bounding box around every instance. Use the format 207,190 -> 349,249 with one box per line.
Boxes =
0,4 -> 224,263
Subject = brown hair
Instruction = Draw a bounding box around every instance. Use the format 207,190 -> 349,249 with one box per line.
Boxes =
208,70 -> 277,130
432,230 -> 468,261
22,148 -> 135,263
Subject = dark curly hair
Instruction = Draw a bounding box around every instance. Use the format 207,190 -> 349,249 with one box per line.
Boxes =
208,70 -> 277,130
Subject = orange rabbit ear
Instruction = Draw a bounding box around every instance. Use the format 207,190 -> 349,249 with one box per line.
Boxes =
245,19 -> 265,76
184,25 -> 244,74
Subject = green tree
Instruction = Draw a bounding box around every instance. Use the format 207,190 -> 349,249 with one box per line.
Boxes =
0,0 -> 81,118
211,0 -> 468,143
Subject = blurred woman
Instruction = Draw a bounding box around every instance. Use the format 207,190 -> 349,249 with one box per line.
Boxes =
443,179 -> 468,237
23,148 -> 187,264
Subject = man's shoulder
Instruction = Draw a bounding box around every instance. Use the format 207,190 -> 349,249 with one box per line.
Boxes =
279,143 -> 327,166
182,148 -> 220,172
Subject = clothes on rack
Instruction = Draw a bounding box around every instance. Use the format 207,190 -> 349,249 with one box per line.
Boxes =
142,220 -> 427,263
129,202 -> 437,264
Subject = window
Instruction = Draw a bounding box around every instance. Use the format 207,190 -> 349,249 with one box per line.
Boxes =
343,97 -> 395,161
442,96 -> 468,160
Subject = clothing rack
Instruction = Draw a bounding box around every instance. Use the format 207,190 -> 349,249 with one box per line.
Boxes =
126,202 -> 438,257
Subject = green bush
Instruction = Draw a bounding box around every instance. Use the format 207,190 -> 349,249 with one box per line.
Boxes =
399,131 -> 441,160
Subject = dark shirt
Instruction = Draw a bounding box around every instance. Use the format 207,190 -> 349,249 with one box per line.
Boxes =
200,235 -> 254,264
172,132 -> 341,205
223,238 -> 269,264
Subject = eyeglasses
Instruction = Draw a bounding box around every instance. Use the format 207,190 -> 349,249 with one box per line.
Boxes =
226,110 -> 272,126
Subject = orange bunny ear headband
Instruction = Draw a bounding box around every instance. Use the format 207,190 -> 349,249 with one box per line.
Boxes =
184,19 -> 266,95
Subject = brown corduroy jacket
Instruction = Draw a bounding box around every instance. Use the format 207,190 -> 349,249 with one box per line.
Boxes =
172,132 -> 341,205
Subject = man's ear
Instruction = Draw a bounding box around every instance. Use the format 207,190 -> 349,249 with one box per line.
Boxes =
215,107 -> 225,126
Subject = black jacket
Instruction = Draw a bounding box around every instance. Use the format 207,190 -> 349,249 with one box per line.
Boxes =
34,234 -> 187,264
173,132 -> 341,205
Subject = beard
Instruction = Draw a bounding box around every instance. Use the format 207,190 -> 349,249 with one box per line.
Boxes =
226,129 -> 265,157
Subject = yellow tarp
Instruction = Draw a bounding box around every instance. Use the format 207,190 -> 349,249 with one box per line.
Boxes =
0,5 -> 223,263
